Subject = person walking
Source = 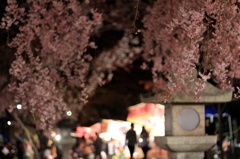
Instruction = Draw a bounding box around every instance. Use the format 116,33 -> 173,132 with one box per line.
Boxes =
138,126 -> 150,159
107,138 -> 116,159
125,123 -> 137,159
93,133 -> 103,159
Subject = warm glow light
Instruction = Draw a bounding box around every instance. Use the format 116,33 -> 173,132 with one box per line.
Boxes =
51,131 -> 56,137
16,104 -> 22,109
127,103 -> 165,136
47,140 -> 53,146
67,111 -> 72,116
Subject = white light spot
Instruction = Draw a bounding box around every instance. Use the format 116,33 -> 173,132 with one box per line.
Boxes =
67,111 -> 72,116
16,104 -> 22,109
55,134 -> 61,141
7,121 -> 11,126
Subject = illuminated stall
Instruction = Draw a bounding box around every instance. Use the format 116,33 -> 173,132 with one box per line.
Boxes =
127,103 -> 165,136
99,119 -> 144,159
71,103 -> 166,159
127,103 -> 167,159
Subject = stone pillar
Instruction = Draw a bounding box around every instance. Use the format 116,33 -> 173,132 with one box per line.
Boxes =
165,104 -> 206,159
165,105 -> 205,136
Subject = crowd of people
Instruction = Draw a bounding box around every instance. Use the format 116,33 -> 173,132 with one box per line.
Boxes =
0,140 -> 16,159
0,132 -> 63,159
1,123 -> 150,159
70,134 -> 98,159
70,124 -> 150,159
0,133 -> 36,159
70,133 -> 119,159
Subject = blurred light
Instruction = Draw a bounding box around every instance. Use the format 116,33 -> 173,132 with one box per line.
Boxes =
7,121 -> 11,126
66,111 -> 72,116
16,104 -> 22,109
70,132 -> 77,137
51,131 -> 56,137
55,134 -> 61,141
47,140 -> 53,147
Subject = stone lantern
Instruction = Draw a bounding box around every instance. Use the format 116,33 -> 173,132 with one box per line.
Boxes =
141,80 -> 232,159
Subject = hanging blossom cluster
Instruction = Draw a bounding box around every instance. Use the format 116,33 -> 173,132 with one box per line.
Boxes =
142,0 -> 240,100
142,0 -> 180,61
202,0 -> 240,91
1,0 -> 102,129
162,7 -> 205,97
143,0 -> 205,100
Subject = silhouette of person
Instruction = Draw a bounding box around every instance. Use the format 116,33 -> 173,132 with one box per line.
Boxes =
126,123 -> 137,159
138,126 -> 149,159
93,133 -> 103,159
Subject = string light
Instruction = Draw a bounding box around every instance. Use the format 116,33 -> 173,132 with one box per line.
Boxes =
16,104 -> 22,109
67,111 -> 72,116
7,121 -> 11,126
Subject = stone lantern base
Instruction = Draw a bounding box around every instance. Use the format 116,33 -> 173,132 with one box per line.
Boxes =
169,152 -> 204,159
155,135 -> 217,159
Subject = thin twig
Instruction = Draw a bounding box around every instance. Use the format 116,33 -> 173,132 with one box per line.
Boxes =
132,0 -> 140,33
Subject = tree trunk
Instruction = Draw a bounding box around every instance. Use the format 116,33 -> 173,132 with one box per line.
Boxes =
12,111 -> 40,159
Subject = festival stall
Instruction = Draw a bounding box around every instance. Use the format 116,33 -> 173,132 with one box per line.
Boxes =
127,102 -> 167,159
127,102 -> 165,136
71,103 -> 167,158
